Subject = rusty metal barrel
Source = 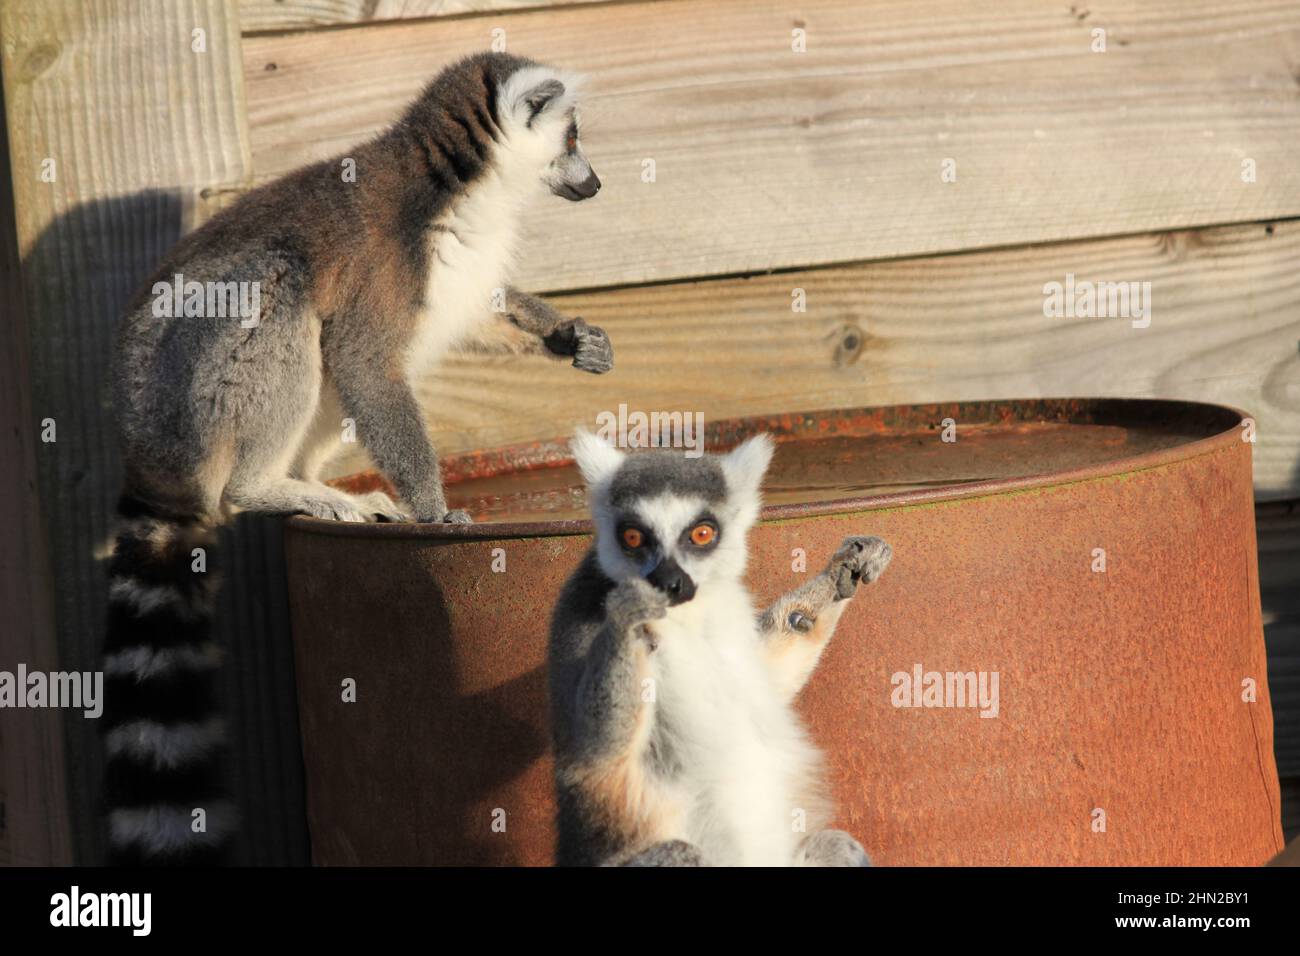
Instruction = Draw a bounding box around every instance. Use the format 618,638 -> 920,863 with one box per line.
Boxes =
283,399 -> 1283,865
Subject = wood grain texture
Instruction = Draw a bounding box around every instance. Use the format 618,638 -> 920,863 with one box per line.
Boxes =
0,47 -> 72,866
239,0 -> 607,33
243,0 -> 1300,292
317,219 -> 1300,500
1,0 -> 306,865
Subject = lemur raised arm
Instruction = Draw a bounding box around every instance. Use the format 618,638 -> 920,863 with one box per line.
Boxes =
548,432 -> 892,867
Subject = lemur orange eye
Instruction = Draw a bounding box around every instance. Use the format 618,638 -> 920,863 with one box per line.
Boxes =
689,524 -> 715,546
621,527 -> 644,549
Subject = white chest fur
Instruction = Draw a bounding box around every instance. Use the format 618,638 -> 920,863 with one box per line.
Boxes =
650,584 -> 822,866
404,166 -> 531,381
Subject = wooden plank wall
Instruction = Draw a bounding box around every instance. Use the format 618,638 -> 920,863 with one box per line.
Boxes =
242,0 -> 1300,498
239,0 -> 603,32
243,0 -> 1300,289
1,0 -> 1297,862
357,222 -> 1300,492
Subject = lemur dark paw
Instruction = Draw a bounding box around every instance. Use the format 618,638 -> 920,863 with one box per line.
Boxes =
442,509 -> 474,525
606,578 -> 669,646
829,535 -> 892,600
568,319 -> 613,374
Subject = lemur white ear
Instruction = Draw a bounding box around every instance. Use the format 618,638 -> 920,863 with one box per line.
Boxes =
502,67 -> 585,127
522,78 -> 565,122
571,429 -> 624,488
720,433 -> 775,500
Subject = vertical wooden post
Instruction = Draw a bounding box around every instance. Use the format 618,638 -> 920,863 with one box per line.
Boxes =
0,0 -> 254,863
0,58 -> 72,869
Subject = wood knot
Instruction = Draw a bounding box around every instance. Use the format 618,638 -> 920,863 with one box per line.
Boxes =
833,323 -> 867,367
19,41 -> 60,81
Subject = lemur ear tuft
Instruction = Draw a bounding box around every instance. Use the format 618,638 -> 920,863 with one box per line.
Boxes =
571,429 -> 624,488
523,78 -> 565,123
720,434 -> 775,501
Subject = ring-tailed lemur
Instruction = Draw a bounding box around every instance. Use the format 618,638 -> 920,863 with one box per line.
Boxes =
103,52 -> 609,865
549,432 -> 893,866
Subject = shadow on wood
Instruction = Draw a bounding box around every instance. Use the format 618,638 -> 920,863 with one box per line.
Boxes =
19,190 -> 309,865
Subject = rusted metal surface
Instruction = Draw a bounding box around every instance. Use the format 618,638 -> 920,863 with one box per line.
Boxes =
284,399 -> 1283,865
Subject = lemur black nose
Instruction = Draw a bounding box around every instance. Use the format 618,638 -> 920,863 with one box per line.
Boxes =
647,556 -> 695,605
574,170 -> 600,199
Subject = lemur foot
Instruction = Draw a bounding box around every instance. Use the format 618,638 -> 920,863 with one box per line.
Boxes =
620,840 -> 709,867
802,829 -> 871,867
297,499 -> 371,523
545,318 -> 613,374
605,578 -> 669,648
412,507 -> 472,524
356,491 -> 411,523
828,535 -> 892,600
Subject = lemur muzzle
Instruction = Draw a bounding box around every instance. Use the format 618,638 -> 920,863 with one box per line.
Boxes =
647,555 -> 696,605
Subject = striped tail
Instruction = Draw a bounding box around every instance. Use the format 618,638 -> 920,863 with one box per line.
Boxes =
101,493 -> 235,865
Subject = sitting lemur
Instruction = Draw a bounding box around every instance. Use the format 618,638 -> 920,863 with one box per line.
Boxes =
550,432 -> 893,866
104,52 -> 609,864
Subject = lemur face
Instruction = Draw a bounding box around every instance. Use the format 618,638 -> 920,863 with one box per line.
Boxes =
545,110 -> 600,202
501,66 -> 600,201
572,432 -> 775,603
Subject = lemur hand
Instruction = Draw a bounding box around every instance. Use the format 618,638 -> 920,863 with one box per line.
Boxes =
544,318 -> 613,374
827,536 -> 892,600
572,322 -> 613,374
606,578 -> 669,646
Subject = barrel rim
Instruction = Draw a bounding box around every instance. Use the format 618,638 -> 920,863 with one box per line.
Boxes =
284,397 -> 1249,540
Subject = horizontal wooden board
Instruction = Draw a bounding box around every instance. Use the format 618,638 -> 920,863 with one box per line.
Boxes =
320,219 -> 1300,500
244,0 -> 1300,292
239,0 -> 605,33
